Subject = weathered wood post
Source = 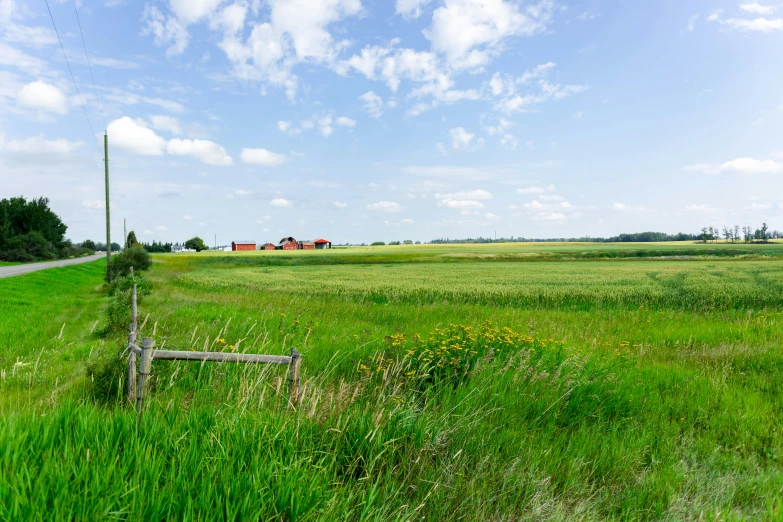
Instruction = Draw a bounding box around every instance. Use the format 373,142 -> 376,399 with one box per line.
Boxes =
136,337 -> 153,413
127,323 -> 136,403
288,347 -> 302,408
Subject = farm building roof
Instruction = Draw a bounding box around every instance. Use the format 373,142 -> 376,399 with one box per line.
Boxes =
314,238 -> 330,243
300,241 -> 315,246
279,237 -> 296,244
232,240 -> 256,244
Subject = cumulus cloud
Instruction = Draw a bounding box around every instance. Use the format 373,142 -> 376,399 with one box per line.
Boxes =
435,189 -> 493,200
336,116 -> 356,127
16,81 -> 68,115
708,6 -> 783,32
167,138 -> 233,165
240,148 -> 286,166
359,91 -> 385,118
271,198 -> 293,208
425,0 -> 556,70
396,0 -> 432,18
367,201 -> 404,213
517,186 -> 546,195
448,126 -> 484,151
333,201 -> 348,208
740,2 -> 776,15
149,115 -> 181,134
684,157 -> 783,175
107,117 -> 167,155
0,134 -> 83,157
437,199 -> 484,209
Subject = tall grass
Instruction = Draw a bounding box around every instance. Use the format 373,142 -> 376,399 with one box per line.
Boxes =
2,248 -> 783,520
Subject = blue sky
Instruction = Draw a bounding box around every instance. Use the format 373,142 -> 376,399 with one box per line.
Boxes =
1,0 -> 782,245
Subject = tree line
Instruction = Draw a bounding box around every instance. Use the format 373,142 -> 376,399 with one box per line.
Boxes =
699,224 -> 780,243
0,197 -> 94,262
431,227 -> 781,245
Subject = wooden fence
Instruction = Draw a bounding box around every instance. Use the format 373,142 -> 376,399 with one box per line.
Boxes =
125,274 -> 301,413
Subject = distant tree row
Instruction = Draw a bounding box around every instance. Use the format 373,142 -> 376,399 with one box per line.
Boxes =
699,224 -> 781,243
371,240 -> 420,246
0,197 -> 93,262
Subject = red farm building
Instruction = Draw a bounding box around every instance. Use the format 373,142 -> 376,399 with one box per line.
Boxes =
231,240 -> 257,251
262,243 -> 276,250
314,239 -> 332,249
279,237 -> 298,250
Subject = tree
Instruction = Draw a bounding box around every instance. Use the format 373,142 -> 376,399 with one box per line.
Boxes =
81,239 -> 97,250
185,236 -> 208,252
403,240 -> 413,245
126,231 -> 139,249
370,241 -> 385,246
759,223 -> 769,242
701,227 -> 708,243
0,197 -> 68,261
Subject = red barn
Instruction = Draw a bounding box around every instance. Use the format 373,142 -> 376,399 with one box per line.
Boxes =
279,237 -> 298,250
314,239 -> 331,249
262,243 -> 276,250
231,240 -> 256,251
300,241 -> 315,250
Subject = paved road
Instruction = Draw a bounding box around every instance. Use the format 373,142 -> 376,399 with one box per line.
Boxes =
0,254 -> 105,279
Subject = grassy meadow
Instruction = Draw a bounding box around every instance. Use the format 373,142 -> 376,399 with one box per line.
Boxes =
2,241 -> 783,520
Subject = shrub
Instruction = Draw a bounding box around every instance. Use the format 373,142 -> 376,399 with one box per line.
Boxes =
1,231 -> 57,261
371,241 -> 386,246
388,241 -> 401,246
107,273 -> 152,297
108,245 -> 151,280
86,345 -> 128,403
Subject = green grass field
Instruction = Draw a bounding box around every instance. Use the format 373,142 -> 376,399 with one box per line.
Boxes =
2,242 -> 783,520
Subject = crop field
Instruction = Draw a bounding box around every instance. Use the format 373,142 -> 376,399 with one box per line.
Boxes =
2,242 -> 783,520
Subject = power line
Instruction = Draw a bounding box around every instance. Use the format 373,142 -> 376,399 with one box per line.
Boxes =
44,0 -> 101,155
72,0 -> 106,131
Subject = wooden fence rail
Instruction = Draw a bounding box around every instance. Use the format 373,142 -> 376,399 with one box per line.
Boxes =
126,276 -> 301,413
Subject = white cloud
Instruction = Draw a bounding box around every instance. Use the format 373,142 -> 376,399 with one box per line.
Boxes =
0,134 -> 83,156
183,214 -> 193,220
156,225 -> 168,231
437,199 -> 484,209
532,211 -> 567,221
612,202 -> 646,213
367,201 -> 404,213
740,2 -> 776,15
107,117 -> 167,156
686,15 -> 698,31
483,118 -> 514,136
517,186 -> 546,195
449,126 -> 483,151
278,120 -> 292,132
235,189 -> 252,196
333,201 -> 348,208
149,115 -> 181,134
319,116 -> 334,137
0,42 -> 48,75
240,148 -> 286,166
142,5 -> 189,56
435,189 -> 493,200
396,0 -> 432,18
685,204 -> 717,212
708,7 -> 783,31
271,198 -> 293,208
425,0 -> 556,70
359,91 -> 385,118
16,81 -> 68,114
684,157 -> 783,175
750,203 -> 773,210
82,199 -> 105,210
167,138 -> 233,165
336,116 -> 356,127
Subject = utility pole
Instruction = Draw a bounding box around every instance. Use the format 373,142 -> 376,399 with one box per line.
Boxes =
214,234 -> 216,250
104,131 -> 111,279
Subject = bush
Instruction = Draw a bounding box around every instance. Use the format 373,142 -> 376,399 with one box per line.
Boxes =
106,273 -> 152,297
371,241 -> 386,246
389,241 -> 401,246
86,346 -> 128,403
0,231 -> 57,261
108,245 -> 151,280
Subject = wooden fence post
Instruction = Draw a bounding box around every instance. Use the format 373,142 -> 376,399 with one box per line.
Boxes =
127,323 -> 137,403
288,347 -> 302,408
136,337 -> 153,413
